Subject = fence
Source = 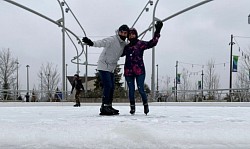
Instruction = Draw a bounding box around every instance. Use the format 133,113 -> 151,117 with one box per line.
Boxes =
1,88 -> 250,102
0,89 -> 70,102
156,88 -> 250,102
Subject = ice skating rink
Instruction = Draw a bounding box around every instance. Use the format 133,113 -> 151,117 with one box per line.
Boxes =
0,102 -> 250,149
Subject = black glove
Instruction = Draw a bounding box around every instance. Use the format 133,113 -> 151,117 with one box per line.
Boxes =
155,21 -> 163,34
82,37 -> 94,46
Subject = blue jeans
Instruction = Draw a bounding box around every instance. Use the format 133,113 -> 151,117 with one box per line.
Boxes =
125,74 -> 147,105
98,70 -> 115,105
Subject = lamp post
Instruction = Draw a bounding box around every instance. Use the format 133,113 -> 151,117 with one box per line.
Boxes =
40,72 -> 43,100
47,73 -> 50,101
16,61 -> 19,98
229,34 -> 235,102
47,73 -> 50,92
248,14 -> 250,24
175,61 -> 178,102
26,65 -> 30,93
66,63 -> 68,100
156,64 -> 159,92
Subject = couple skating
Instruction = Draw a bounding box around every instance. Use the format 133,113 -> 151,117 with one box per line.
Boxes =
82,21 -> 163,116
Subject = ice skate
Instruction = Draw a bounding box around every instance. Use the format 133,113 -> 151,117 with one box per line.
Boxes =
143,103 -> 149,115
100,105 -> 118,116
73,103 -> 80,107
130,105 -> 135,114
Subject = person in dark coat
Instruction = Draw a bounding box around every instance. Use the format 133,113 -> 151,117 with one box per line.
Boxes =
71,74 -> 85,107
121,21 -> 163,115
25,92 -> 30,102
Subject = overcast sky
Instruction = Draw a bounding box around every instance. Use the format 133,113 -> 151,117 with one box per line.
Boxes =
0,0 -> 250,92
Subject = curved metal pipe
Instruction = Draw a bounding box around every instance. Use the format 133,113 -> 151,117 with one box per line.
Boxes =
3,0 -> 85,55
62,0 -> 87,37
138,0 -> 214,38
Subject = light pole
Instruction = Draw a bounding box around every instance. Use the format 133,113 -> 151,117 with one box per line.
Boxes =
66,63 -> 68,100
47,74 -> 50,92
40,72 -> 43,100
16,61 -> 19,98
156,64 -> 159,92
26,65 -> 30,93
175,61 -> 178,102
47,73 -> 50,101
229,34 -> 235,102
201,70 -> 204,100
248,14 -> 250,24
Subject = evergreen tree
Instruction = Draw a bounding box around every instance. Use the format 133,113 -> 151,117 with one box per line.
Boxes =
114,65 -> 123,89
94,70 -> 102,90
93,65 -> 126,98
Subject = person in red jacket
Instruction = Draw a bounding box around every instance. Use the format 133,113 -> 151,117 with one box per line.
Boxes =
122,21 -> 163,115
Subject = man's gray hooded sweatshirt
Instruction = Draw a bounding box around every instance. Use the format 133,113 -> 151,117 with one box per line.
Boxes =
92,31 -> 127,73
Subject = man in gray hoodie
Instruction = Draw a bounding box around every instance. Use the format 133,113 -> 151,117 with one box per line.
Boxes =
82,24 -> 129,115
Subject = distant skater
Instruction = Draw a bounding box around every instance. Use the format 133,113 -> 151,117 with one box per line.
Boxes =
71,74 -> 85,107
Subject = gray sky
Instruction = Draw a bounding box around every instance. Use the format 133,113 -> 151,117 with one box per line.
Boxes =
0,0 -> 250,91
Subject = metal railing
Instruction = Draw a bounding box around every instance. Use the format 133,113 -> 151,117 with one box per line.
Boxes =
156,88 -> 250,102
0,89 -> 70,102
1,88 -> 250,103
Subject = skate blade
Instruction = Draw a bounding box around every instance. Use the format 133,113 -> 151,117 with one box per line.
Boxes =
99,113 -> 119,116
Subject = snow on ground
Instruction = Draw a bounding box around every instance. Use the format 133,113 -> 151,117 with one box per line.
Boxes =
0,102 -> 250,149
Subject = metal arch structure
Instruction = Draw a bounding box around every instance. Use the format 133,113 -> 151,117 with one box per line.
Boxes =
3,0 -> 86,57
137,0 -> 214,100
138,0 -> 214,38
61,0 -> 89,93
3,0 -> 87,98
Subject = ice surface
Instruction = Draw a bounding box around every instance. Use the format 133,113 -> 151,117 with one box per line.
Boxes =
0,102 -> 250,149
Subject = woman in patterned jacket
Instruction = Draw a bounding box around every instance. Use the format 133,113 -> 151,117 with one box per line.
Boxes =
122,21 -> 163,115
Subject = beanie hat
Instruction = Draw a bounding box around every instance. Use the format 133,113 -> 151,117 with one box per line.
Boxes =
74,74 -> 79,78
118,24 -> 129,32
128,28 -> 138,39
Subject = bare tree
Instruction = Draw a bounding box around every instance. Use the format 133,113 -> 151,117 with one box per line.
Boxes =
160,75 -> 171,91
204,59 -> 220,89
235,68 -> 249,89
235,47 -> 250,88
37,62 -> 60,101
179,68 -> 191,101
204,59 -> 220,100
0,48 -> 17,99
